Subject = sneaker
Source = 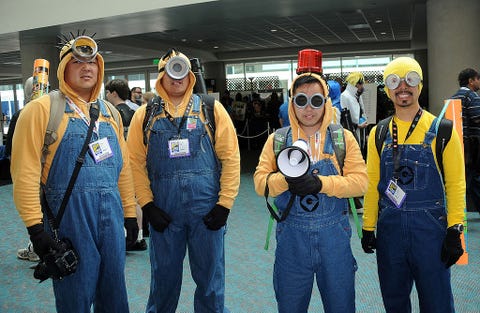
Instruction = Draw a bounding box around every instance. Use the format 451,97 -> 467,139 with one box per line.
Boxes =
126,239 -> 147,251
17,243 -> 40,262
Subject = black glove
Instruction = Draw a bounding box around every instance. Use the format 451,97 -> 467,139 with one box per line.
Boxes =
361,229 -> 376,253
203,204 -> 230,230
441,226 -> 464,268
124,218 -> 139,250
285,173 -> 322,196
142,202 -> 172,233
27,224 -> 59,260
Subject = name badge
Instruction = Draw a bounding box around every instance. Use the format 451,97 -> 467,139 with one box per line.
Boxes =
88,137 -> 113,163
168,138 -> 190,158
385,179 -> 406,208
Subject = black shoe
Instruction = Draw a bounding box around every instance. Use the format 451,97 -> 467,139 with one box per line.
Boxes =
126,239 -> 147,251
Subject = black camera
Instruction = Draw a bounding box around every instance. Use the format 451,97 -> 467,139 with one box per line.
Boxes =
34,238 -> 79,282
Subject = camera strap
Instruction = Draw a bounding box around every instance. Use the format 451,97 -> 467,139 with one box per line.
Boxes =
42,101 -> 100,238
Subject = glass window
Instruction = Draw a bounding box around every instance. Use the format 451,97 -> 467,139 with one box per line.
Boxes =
127,73 -> 146,93
149,72 -> 158,92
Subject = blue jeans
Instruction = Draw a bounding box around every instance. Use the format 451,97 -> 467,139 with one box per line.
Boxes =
44,103 -> 129,313
376,120 -> 455,313
145,94 -> 228,313
274,215 -> 356,313
273,151 -> 356,313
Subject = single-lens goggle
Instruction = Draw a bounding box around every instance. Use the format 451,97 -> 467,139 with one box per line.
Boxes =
293,93 -> 326,109
69,36 -> 98,62
385,71 -> 422,90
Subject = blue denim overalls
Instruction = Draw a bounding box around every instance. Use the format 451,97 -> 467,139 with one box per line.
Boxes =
43,101 -> 128,312
376,118 -> 454,313
273,130 -> 357,313
145,95 -> 227,313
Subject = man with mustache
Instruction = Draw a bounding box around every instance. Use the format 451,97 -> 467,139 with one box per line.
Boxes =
361,57 -> 466,313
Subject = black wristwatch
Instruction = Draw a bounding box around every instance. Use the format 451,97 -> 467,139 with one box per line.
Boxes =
450,224 -> 464,233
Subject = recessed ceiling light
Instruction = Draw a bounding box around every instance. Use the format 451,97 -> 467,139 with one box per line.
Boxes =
375,19 -> 383,23
197,39 -> 203,42
270,29 -> 277,32
213,46 -> 219,49
181,38 -> 187,42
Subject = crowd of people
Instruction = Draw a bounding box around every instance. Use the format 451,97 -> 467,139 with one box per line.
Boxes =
5,33 -> 477,313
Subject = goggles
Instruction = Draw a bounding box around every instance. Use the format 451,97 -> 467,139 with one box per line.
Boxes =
385,71 -> 422,90
293,93 -> 326,109
63,36 -> 98,62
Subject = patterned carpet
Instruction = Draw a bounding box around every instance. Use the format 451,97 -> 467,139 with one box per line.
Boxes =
1,150 -> 479,312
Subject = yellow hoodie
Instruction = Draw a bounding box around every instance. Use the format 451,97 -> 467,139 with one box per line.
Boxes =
11,47 -> 136,227
253,72 -> 368,198
127,52 -> 240,209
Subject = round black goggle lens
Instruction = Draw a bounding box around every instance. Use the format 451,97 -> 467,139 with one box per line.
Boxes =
385,71 -> 422,90
293,93 -> 326,109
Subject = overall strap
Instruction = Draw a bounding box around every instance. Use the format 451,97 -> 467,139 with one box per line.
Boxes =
43,102 -> 100,237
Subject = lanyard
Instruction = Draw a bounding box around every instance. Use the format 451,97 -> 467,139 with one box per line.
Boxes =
66,97 -> 99,138
391,108 -> 422,179
161,97 -> 193,138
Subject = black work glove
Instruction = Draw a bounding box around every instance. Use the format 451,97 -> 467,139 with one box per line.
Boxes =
361,229 -> 377,253
203,204 -> 230,230
124,218 -> 139,250
142,202 -> 172,233
285,173 -> 322,196
441,227 -> 464,268
27,224 -> 59,260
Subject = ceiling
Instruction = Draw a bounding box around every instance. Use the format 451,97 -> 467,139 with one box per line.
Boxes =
0,0 -> 427,80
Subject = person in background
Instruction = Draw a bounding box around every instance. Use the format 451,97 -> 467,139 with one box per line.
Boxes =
278,94 -> 290,128
105,79 -> 136,138
11,34 -> 138,312
450,68 -> 480,214
254,71 -> 368,313
341,71 -> 368,156
327,79 -> 342,125
361,57 -> 465,313
127,48 -> 240,312
142,91 -> 156,105
105,78 -> 147,252
265,91 -> 281,130
128,86 -> 142,109
341,72 -> 368,213
9,76 -> 40,262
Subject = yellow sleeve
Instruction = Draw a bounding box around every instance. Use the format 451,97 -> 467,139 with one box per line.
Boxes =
11,96 -> 50,227
109,104 -> 137,219
213,101 -> 241,209
441,128 -> 466,226
253,134 -> 289,197
319,129 -> 368,198
127,105 -> 154,208
362,126 -> 381,231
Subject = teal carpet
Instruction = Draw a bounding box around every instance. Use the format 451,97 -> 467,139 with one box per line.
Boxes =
1,150 -> 479,312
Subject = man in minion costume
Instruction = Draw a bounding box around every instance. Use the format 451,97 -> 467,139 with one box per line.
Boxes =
361,57 -> 466,312
127,48 -> 240,313
11,34 -> 138,312
253,70 -> 368,312
341,71 -> 368,155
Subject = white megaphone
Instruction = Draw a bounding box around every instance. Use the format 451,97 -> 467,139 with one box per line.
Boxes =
276,139 -> 310,178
